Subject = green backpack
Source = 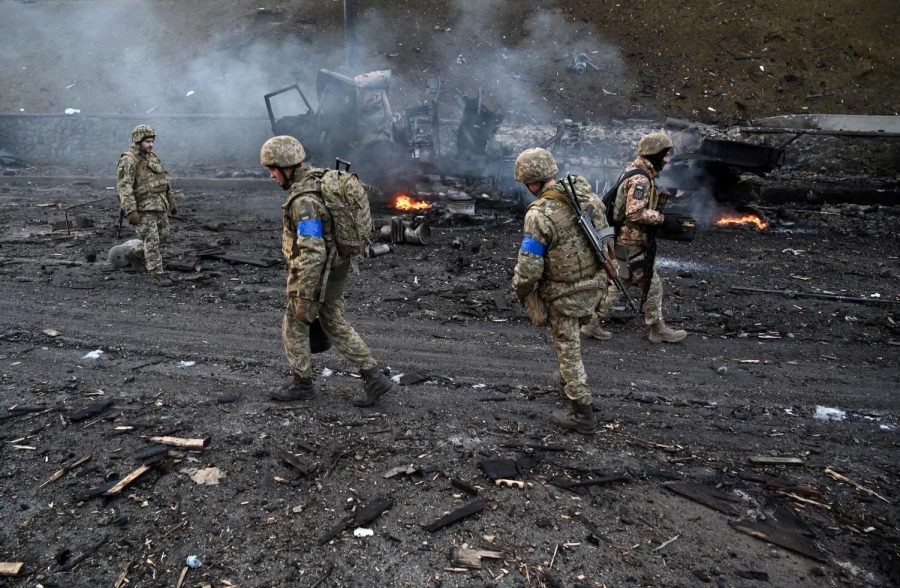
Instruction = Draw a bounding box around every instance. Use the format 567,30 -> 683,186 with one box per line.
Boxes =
316,169 -> 374,259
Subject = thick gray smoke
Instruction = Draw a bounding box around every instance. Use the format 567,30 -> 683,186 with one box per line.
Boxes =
1,0 -> 627,122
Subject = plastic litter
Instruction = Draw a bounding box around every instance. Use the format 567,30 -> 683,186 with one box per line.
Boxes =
814,406 -> 846,422
185,555 -> 202,568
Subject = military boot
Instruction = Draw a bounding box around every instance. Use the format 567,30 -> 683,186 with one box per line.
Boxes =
551,401 -> 596,435
149,271 -> 173,287
353,367 -> 394,407
648,321 -> 687,343
271,373 -> 315,401
580,321 -> 612,341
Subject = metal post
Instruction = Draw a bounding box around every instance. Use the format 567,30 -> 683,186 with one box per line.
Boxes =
344,0 -> 358,72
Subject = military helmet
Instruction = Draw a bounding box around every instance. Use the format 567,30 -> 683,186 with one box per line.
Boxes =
638,132 -> 674,156
514,147 -> 559,184
131,124 -> 156,144
260,135 -> 306,167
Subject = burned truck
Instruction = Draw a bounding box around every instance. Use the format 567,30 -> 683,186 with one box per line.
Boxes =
265,69 -> 415,192
265,69 -> 506,198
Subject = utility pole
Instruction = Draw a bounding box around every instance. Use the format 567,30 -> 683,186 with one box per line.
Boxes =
344,0 -> 358,73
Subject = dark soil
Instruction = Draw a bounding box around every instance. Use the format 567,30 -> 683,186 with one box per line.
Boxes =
1,179 -> 898,587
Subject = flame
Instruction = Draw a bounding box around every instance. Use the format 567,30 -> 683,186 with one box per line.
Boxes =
392,193 -> 432,212
715,214 -> 767,230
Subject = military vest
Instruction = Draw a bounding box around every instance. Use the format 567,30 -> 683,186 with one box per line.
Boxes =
532,186 -> 600,284
123,151 -> 170,202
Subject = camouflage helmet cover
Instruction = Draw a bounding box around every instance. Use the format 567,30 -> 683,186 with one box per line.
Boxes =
131,124 -> 156,144
260,135 -> 306,167
638,132 -> 674,156
514,147 -> 559,183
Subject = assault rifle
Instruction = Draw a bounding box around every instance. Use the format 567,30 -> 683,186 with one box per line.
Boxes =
561,175 -> 639,314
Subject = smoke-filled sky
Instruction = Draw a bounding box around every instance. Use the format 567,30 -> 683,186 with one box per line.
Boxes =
1,0 -> 629,122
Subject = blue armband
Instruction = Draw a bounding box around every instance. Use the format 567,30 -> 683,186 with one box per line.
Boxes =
520,235 -> 546,256
297,219 -> 323,238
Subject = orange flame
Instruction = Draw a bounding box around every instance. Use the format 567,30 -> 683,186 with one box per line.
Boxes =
715,214 -> 767,230
392,193 -> 432,212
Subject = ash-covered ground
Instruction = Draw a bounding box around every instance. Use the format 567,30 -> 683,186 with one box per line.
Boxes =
0,175 -> 898,587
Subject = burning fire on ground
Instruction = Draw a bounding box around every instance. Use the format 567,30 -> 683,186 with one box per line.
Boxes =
715,213 -> 767,231
391,193 -> 432,212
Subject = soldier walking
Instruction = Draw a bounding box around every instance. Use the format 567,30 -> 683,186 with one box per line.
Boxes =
116,125 -> 176,287
260,135 -> 395,406
512,148 -> 609,435
582,132 -> 687,343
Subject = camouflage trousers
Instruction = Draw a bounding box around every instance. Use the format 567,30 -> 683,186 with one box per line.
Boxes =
282,296 -> 376,378
596,248 -> 663,326
550,307 -> 592,406
133,211 -> 170,273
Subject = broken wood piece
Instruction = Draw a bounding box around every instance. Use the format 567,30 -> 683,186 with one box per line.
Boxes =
653,534 -> 680,551
69,399 -> 113,422
148,436 -> 210,449
175,566 -> 188,588
113,558 -> 133,588
134,445 -> 170,465
749,456 -> 804,466
56,535 -> 110,571
280,451 -> 317,477
775,491 -> 832,510
494,479 -> 530,489
0,562 -> 24,577
665,482 -> 740,517
450,546 -> 505,569
825,467 -> 891,503
40,454 -> 91,487
730,517 -> 827,562
478,458 -> 519,480
424,497 -> 488,532
103,464 -> 151,496
317,517 -> 352,546
354,496 -> 394,526
450,478 -> 479,496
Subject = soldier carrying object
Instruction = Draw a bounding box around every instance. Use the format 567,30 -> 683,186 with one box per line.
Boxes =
116,124 -> 176,287
512,147 -> 610,435
260,135 -> 395,406
581,132 -> 687,343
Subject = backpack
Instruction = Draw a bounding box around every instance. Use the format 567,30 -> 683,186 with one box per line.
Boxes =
315,169 -> 374,258
601,168 -> 650,229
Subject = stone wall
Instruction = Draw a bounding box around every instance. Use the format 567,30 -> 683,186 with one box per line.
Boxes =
0,113 -> 272,171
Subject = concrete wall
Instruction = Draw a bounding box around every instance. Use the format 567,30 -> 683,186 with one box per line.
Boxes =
0,113 -> 272,171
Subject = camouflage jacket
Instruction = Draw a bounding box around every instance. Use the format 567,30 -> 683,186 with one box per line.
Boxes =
618,156 -> 663,246
116,147 -> 172,215
282,167 -> 338,301
512,177 -> 608,317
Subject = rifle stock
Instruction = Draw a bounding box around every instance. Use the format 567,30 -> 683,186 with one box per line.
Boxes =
562,176 -> 640,314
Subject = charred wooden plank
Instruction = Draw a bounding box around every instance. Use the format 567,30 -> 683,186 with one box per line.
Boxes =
354,496 -> 394,526
69,399 -> 113,422
665,482 -> 741,517
423,497 -> 487,533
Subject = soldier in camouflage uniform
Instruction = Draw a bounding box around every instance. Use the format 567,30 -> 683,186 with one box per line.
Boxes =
512,147 -> 609,435
116,125 -> 176,287
260,135 -> 395,406
582,132 -> 687,343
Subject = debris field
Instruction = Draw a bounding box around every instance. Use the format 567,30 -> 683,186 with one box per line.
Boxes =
0,175 -> 898,587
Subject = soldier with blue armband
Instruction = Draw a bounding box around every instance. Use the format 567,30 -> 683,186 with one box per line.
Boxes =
511,148 -> 609,435
260,135 -> 395,406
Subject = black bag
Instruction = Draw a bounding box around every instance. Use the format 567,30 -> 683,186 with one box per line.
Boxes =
601,169 -> 650,229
